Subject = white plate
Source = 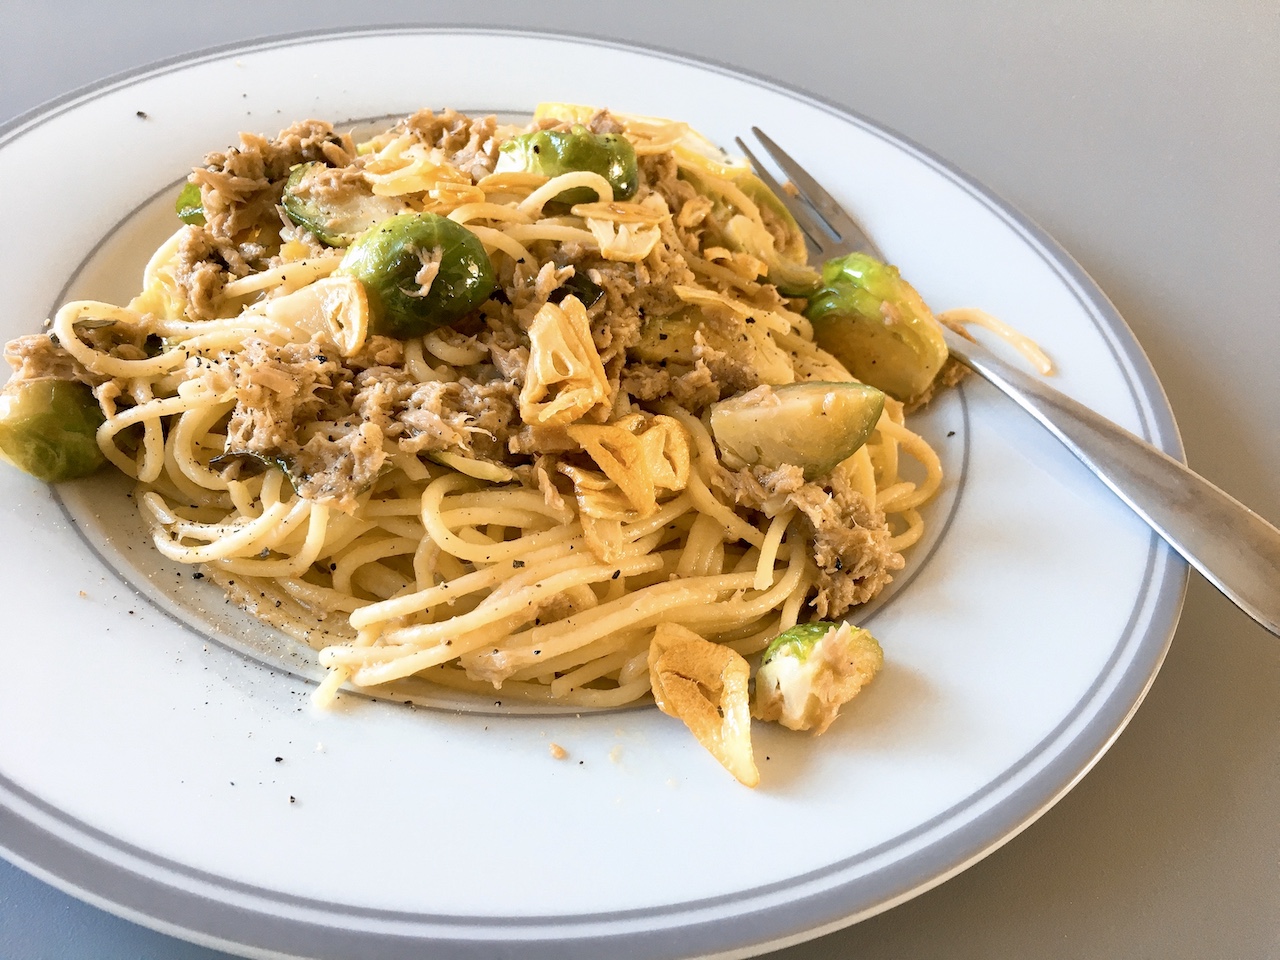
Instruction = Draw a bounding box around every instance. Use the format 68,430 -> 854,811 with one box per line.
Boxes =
0,28 -> 1185,960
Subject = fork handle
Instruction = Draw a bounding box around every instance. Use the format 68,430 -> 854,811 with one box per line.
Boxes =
942,330 -> 1280,637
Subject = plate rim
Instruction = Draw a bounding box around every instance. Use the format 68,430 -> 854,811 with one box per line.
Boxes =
0,24 -> 1188,960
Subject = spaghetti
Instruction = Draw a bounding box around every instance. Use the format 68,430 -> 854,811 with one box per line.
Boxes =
4,106 -> 965,778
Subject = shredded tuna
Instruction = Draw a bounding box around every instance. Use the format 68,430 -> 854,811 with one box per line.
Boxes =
508,425 -> 582,456
398,378 -> 519,462
716,464 -> 904,618
486,335 -> 529,385
173,226 -> 230,321
292,421 -> 388,509
619,359 -> 722,411
4,334 -> 102,386
399,109 -> 501,181
530,455 -> 568,512
345,336 -> 406,370
216,330 -> 526,509
299,164 -> 366,206
224,340 -> 349,461
194,120 -> 354,244
691,332 -> 761,397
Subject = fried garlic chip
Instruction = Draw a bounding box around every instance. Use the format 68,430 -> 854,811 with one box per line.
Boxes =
583,194 -> 667,262
518,295 -> 610,426
567,413 -> 691,517
556,461 -> 636,522
648,623 -> 759,787
245,275 -> 369,358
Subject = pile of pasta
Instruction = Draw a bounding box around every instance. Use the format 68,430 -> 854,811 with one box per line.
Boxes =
37,105 -> 956,785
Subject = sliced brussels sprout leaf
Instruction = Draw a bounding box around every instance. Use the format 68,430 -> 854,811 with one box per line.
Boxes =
709,380 -> 884,480
548,272 -> 604,309
281,161 -> 410,247
679,166 -> 819,297
495,126 -> 638,206
806,252 -> 948,403
209,450 -> 301,491
0,378 -> 106,483
175,181 -> 205,225
336,213 -> 496,339
753,621 -> 883,734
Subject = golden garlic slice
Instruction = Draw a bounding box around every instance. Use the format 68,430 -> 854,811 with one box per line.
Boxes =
648,623 -> 759,787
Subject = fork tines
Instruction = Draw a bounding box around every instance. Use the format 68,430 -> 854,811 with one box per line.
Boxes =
735,127 -> 883,262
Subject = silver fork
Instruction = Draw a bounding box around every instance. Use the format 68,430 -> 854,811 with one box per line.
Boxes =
736,128 -> 886,262
739,128 -> 1280,638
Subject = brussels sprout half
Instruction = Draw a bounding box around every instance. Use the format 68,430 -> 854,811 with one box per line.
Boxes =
754,621 -> 883,734
709,380 -> 884,480
281,162 -> 410,247
495,126 -> 638,207
336,213 -> 496,339
0,379 -> 106,482
806,252 -> 948,403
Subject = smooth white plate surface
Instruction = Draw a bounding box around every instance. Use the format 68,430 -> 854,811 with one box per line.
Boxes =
0,28 -> 1185,960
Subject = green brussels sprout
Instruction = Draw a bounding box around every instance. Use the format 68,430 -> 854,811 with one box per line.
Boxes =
0,379 -> 106,482
336,213 -> 496,339
175,181 -> 205,225
709,380 -> 884,480
806,252 -> 948,403
495,126 -> 638,206
679,166 -> 820,296
753,621 -> 883,734
281,161 -> 410,247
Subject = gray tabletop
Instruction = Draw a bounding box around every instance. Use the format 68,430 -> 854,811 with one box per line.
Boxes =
2,2 -> 1276,958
